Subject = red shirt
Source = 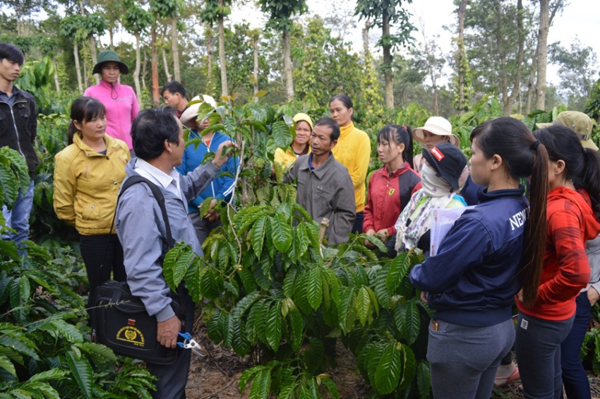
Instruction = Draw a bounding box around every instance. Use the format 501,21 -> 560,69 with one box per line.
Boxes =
363,162 -> 422,236
518,187 -> 600,320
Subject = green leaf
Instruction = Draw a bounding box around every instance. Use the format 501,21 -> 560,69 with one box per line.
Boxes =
252,215 -> 268,259
0,163 -> 18,207
66,350 -> 93,398
0,241 -> 18,261
232,291 -> 261,320
272,120 -> 294,149
363,234 -> 388,253
399,345 -> 417,391
266,301 -> 282,352
374,344 -> 402,395
249,369 -> 271,399
282,268 -> 297,298
306,268 -> 323,311
0,333 -> 38,360
321,378 -> 339,399
338,287 -> 356,333
288,309 -> 303,351
394,302 -> 421,345
355,287 -> 371,327
78,342 -> 117,363
200,266 -> 223,300
271,214 -> 292,253
386,253 -> 411,293
27,369 -> 68,383
162,245 -> 183,291
207,310 -> 225,344
374,265 -> 391,309
239,365 -> 267,392
50,319 -> 84,343
238,264 -> 257,293
231,319 -> 250,357
0,353 -> 15,377
185,258 -> 203,303
255,301 -> 271,344
417,362 -> 432,399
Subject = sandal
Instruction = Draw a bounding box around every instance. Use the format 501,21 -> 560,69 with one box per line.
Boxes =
494,366 -> 520,387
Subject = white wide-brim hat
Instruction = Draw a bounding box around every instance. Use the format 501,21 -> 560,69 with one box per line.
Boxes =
413,116 -> 460,147
180,96 -> 202,124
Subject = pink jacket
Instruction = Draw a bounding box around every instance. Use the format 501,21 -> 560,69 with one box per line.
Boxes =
84,80 -> 140,150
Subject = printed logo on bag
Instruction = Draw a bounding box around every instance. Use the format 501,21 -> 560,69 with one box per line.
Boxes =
116,326 -> 146,347
431,147 -> 445,162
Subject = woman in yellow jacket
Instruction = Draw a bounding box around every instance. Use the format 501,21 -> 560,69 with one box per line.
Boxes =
274,113 -> 313,168
329,94 -> 370,233
54,97 -> 130,308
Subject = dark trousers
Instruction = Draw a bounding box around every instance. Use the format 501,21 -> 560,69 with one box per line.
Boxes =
80,234 -> 126,308
561,292 -> 592,399
516,313 -> 574,399
352,211 -> 364,234
147,289 -> 195,399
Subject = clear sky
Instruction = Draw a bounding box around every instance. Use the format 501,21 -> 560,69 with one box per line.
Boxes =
230,0 -> 600,86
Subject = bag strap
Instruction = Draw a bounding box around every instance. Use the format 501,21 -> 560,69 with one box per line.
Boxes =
398,171 -> 421,211
117,175 -> 174,248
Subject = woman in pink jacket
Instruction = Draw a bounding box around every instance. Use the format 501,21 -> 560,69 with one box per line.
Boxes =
84,50 -> 139,155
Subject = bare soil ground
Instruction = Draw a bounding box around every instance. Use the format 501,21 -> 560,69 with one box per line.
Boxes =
186,322 -> 600,399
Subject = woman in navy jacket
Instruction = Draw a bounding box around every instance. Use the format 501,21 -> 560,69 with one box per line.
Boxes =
409,117 -> 549,398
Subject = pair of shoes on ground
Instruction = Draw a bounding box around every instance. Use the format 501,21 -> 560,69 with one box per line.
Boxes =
494,366 -> 520,387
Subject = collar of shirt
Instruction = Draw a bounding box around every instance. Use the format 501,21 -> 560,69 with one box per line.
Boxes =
134,158 -> 186,204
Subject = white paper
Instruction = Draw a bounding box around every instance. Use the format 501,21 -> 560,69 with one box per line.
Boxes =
430,206 -> 474,256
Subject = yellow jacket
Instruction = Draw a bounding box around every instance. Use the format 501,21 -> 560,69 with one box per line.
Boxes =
331,122 -> 371,212
274,146 -> 311,168
53,133 -> 130,235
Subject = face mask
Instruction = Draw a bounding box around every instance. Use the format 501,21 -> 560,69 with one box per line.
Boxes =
420,163 -> 453,197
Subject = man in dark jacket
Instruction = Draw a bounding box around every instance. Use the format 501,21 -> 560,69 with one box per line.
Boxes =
0,42 -> 39,244
285,117 -> 355,245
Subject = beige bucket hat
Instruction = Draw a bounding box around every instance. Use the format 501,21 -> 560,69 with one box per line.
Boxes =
179,96 -> 202,125
536,111 -> 598,151
413,116 -> 460,147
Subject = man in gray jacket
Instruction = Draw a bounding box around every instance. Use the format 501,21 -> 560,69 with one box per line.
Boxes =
116,107 -> 232,399
285,117 -> 355,245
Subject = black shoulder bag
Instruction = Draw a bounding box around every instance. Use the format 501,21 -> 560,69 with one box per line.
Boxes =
93,176 -> 184,365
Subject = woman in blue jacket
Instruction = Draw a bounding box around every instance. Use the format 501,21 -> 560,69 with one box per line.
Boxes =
177,98 -> 239,245
409,117 -> 549,398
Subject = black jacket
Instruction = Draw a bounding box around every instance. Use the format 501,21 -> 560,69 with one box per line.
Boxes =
0,86 -> 39,177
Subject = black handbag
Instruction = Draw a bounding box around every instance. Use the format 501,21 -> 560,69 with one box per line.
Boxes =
92,176 -> 185,365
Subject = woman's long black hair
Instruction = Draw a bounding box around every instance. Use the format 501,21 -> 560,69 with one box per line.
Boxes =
67,97 -> 106,145
378,125 -> 414,168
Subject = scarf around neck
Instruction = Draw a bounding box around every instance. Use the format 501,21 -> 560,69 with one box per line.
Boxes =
394,164 -> 456,253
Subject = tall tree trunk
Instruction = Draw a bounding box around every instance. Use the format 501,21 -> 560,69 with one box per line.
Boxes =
52,56 -> 60,93
151,27 -> 160,104
73,41 -> 83,93
496,1 -> 508,111
535,0 -> 550,110
162,48 -> 172,81
505,0 -> 525,114
206,24 -> 213,93
109,28 -> 115,50
526,54 -> 537,114
83,50 -> 89,88
171,18 -> 180,82
90,36 -> 99,84
218,0 -> 228,97
252,36 -> 259,96
362,19 -> 369,54
142,50 -> 148,89
382,9 -> 393,109
282,29 -> 293,102
133,32 -> 142,101
457,0 -> 468,114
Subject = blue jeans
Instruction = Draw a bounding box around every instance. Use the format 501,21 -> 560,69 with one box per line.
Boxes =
2,180 -> 34,245
516,313 -> 574,399
561,292 -> 592,399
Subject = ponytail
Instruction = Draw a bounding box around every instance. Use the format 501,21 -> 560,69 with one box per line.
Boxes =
581,148 -> 600,219
67,122 -> 78,145
520,142 -> 549,307
471,117 -> 548,307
